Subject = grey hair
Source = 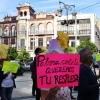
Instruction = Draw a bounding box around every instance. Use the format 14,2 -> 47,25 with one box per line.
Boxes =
47,49 -> 61,54
78,47 -> 90,63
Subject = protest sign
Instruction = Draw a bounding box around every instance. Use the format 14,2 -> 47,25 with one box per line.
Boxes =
2,61 -> 20,73
37,54 -> 80,88
95,54 -> 100,61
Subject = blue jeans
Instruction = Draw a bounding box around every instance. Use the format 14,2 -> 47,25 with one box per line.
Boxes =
1,87 -> 13,100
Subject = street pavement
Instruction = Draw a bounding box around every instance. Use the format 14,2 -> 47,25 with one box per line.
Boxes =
0,72 -> 100,100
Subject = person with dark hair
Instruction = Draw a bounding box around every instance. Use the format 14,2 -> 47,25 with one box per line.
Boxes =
32,48 -> 42,100
77,47 -> 100,100
0,59 -> 17,100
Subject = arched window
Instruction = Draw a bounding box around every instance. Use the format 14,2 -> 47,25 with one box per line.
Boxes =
24,11 -> 27,16
20,12 -> 23,16
30,24 -> 35,34
0,27 -> 2,36
4,26 -> 9,36
47,23 -> 52,34
11,26 -> 15,36
38,23 -> 44,34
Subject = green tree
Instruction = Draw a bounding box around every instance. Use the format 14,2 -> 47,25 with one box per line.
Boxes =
41,48 -> 47,54
7,47 -> 18,60
18,49 -> 30,64
68,47 -> 76,54
76,38 -> 98,53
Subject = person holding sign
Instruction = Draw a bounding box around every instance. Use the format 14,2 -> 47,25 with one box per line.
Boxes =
41,49 -> 71,100
77,47 -> 100,100
0,59 -> 17,100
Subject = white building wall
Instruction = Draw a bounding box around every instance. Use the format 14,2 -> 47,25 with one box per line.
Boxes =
54,14 -> 100,50
90,14 -> 95,43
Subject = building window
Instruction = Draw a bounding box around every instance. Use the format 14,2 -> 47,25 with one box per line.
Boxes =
11,26 -> 16,36
19,24 -> 26,35
4,26 -> 9,36
79,19 -> 91,34
38,38 -> 43,47
38,23 -> 44,34
30,38 -> 35,50
4,39 -> 8,44
30,24 -> 35,34
68,26 -> 74,34
24,11 -> 27,16
57,21 -> 74,34
20,39 -> 25,49
0,27 -> 2,36
20,12 -> 23,16
47,23 -> 52,34
71,41 -> 75,47
11,39 -> 15,44
46,37 -> 52,49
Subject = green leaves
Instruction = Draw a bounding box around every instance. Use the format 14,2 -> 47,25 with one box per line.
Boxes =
18,49 -> 30,61
76,38 -> 98,53
7,47 -> 18,60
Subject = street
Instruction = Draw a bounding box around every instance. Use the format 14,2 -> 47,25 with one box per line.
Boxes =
12,72 -> 78,100
0,72 -> 99,100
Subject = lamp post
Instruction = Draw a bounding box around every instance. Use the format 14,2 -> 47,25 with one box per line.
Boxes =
57,1 -> 75,33
72,10 -> 77,48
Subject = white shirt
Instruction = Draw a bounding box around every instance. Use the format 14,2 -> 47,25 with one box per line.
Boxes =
90,63 -> 95,75
1,72 -> 14,87
41,87 -> 71,100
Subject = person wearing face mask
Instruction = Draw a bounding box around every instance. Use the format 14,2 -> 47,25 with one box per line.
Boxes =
90,54 -> 100,78
32,48 -> 42,100
77,47 -> 100,100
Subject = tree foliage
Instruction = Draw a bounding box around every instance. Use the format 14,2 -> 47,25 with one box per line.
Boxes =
76,38 -> 98,53
18,49 -> 30,61
41,48 -> 47,54
68,47 -> 76,54
7,47 -> 18,60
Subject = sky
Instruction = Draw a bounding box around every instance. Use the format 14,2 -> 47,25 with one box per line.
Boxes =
0,0 -> 100,21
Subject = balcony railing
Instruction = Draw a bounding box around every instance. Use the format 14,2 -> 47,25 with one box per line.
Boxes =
79,29 -> 91,35
1,32 -> 17,37
18,46 -> 26,50
18,31 -> 26,35
29,30 -> 54,35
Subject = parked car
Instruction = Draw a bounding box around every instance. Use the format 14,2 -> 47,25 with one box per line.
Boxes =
23,61 -> 33,71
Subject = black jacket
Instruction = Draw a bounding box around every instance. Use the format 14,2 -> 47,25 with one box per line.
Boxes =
77,64 -> 99,100
30,57 -> 36,80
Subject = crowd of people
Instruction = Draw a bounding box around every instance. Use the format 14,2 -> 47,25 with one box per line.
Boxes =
30,47 -> 100,100
0,45 -> 100,100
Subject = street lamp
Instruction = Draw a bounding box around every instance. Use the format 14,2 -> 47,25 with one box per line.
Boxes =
72,10 -> 77,48
57,1 -> 75,33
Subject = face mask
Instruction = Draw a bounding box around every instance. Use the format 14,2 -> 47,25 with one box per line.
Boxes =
92,54 -> 96,62
39,53 -> 43,55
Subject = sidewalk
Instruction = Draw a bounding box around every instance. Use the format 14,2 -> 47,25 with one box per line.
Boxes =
12,72 -> 78,100
12,72 -> 35,100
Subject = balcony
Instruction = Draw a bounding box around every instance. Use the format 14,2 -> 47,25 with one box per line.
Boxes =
2,33 -> 10,37
29,30 -> 54,36
18,31 -> 26,36
79,29 -> 91,35
18,46 -> 26,50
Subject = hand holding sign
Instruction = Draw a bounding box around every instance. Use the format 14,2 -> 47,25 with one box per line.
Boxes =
49,85 -> 60,96
2,61 -> 19,73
